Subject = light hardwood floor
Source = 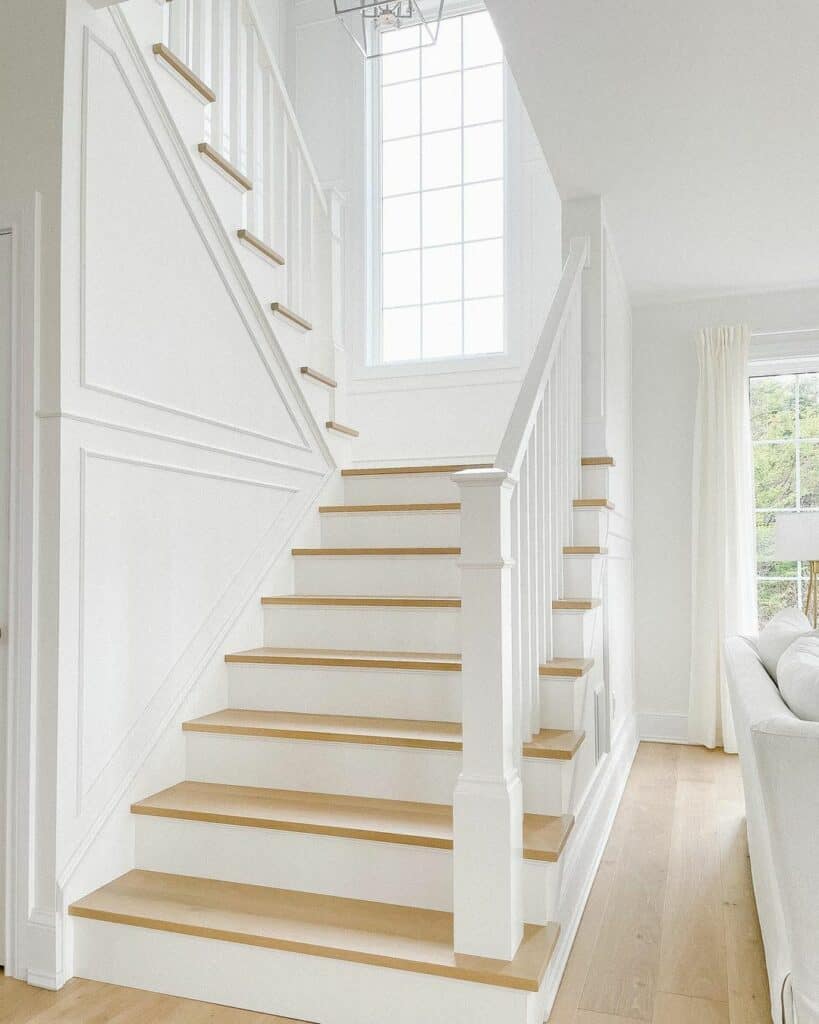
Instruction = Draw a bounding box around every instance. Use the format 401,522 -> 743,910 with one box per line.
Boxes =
0,743 -> 770,1023
549,742 -> 771,1024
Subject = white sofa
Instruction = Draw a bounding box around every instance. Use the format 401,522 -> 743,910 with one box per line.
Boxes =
725,635 -> 819,1024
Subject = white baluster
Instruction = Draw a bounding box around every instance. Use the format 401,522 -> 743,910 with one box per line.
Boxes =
168,0 -> 189,60
260,70 -> 275,244
244,19 -> 258,220
300,184 -> 313,319
326,187 -> 345,357
452,468 -> 523,961
540,385 -> 552,663
190,0 -> 207,79
527,423 -> 540,740
227,0 -> 242,167
209,0 -> 225,151
510,483 -> 522,756
161,0 -> 171,49
518,457 -> 531,733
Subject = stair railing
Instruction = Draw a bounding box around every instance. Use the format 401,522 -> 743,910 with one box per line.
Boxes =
162,0 -> 339,361
451,236 -> 588,960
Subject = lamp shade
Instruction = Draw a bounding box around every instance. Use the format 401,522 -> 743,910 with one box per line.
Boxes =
775,511 -> 819,560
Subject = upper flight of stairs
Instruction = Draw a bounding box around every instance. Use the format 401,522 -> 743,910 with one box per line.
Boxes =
69,460 -> 614,1023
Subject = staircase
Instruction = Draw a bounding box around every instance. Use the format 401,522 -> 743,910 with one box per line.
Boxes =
69,457 -> 615,1021
62,3 -> 625,1021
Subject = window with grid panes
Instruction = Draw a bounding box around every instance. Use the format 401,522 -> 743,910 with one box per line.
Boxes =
375,9 -> 505,363
751,371 -> 819,626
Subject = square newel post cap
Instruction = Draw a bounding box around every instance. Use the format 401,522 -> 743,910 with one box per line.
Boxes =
451,467 -> 515,489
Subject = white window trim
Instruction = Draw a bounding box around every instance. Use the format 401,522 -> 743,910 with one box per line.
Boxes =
354,4 -> 523,386
748,330 -> 819,621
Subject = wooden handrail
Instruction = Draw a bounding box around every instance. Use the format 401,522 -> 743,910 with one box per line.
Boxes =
495,237 -> 588,476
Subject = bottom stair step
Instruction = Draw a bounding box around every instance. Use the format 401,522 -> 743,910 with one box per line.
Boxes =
69,870 -> 559,992
131,780 -> 574,862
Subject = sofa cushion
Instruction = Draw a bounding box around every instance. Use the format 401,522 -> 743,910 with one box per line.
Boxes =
776,633 -> 819,721
758,607 -> 812,681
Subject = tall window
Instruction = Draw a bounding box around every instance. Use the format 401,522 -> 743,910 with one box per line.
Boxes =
751,371 -> 819,625
374,9 -> 505,364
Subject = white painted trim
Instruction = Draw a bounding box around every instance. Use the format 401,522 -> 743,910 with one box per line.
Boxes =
637,711 -> 689,744
539,714 -> 639,1018
106,14 -> 337,471
36,409 -> 327,476
357,31 -> 523,383
1,195 -> 41,981
54,463 -> 336,896
80,29 -> 313,455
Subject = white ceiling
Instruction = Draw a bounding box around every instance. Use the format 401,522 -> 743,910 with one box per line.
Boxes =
486,0 -> 819,304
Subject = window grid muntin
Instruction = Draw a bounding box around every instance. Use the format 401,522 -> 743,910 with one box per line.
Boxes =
377,9 -> 505,364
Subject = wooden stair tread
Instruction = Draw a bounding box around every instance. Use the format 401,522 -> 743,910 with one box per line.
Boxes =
300,366 -> 337,388
539,658 -> 594,678
326,421 -> 360,437
183,708 -> 584,760
197,142 -> 253,190
552,598 -> 602,611
132,781 -> 573,862
341,464 -> 492,477
237,229 -> 285,266
573,498 -> 614,509
152,43 -> 216,103
292,546 -> 460,556
580,456 -> 615,467
225,647 -> 461,671
261,595 -> 461,608
69,870 -> 558,991
319,502 -> 460,513
270,302 -> 312,331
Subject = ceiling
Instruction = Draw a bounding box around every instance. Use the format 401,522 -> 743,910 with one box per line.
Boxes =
486,0 -> 819,304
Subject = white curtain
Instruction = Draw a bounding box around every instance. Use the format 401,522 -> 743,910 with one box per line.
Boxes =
689,325 -> 758,752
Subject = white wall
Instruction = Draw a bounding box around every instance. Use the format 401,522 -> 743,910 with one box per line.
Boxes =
287,1 -> 563,464
0,0 -> 67,984
633,286 -> 819,741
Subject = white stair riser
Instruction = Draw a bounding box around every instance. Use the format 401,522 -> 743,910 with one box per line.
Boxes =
134,815 -> 558,924
294,555 -> 461,597
320,511 -> 460,548
185,733 -> 573,815
563,555 -> 605,595
539,674 -> 589,731
553,608 -> 600,658
343,473 -> 461,505
572,508 -> 609,547
263,604 -> 460,654
580,465 -> 611,499
229,662 -> 461,721
72,920 -> 533,1024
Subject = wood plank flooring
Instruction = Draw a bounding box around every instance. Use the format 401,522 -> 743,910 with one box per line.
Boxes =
0,742 -> 770,1022
549,742 -> 771,1024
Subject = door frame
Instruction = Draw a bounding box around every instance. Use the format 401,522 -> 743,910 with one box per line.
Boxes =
0,195 -> 40,980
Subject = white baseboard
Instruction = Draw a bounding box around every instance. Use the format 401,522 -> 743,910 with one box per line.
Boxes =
637,712 -> 689,744
27,969 -> 67,991
539,713 -> 639,1020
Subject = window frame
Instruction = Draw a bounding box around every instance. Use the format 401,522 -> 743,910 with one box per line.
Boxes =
748,328 -> 819,625
360,2 -> 520,379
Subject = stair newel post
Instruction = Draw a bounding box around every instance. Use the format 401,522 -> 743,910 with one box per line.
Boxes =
324,186 -> 346,395
452,468 -> 524,962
